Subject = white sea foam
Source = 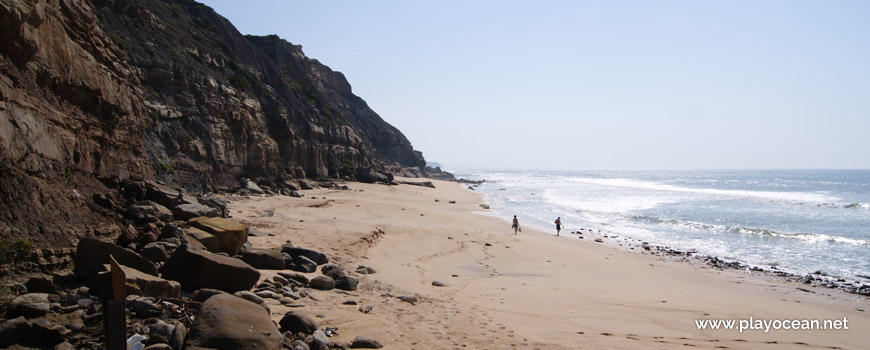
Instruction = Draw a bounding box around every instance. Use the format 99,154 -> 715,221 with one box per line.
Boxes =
558,177 -> 841,204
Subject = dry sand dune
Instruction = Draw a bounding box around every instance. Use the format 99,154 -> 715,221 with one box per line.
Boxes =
228,179 -> 868,349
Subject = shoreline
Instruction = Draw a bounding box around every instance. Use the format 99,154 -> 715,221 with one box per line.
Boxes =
464,176 -> 870,298
227,178 -> 869,349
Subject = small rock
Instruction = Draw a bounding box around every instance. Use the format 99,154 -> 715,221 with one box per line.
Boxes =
342,300 -> 358,305
272,275 -> 290,287
432,281 -> 446,287
309,276 -> 336,290
279,310 -> 318,334
355,266 -> 376,275
278,272 -> 310,285
313,330 -> 330,346
288,340 -> 310,350
399,295 -> 418,304
143,344 -> 172,350
234,291 -> 265,305
350,335 -> 384,349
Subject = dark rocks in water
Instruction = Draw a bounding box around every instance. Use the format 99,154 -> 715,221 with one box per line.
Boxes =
74,238 -> 157,278
279,310 -> 318,335
350,335 -> 384,349
185,294 -> 281,350
162,245 -> 259,293
240,249 -> 286,270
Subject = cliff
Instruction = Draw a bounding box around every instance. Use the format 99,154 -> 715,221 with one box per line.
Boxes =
0,0 -> 428,245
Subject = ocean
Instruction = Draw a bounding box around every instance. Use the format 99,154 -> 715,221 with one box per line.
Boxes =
452,169 -> 870,280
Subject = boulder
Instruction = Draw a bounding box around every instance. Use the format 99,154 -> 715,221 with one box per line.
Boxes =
298,180 -> 317,190
321,265 -> 359,291
74,238 -> 157,278
240,249 -> 286,270
128,201 -> 173,222
278,310 -> 317,334
24,277 -> 56,294
185,294 -> 281,350
162,245 -> 259,293
309,276 -> 335,290
100,264 -> 180,298
173,203 -> 220,221
30,318 -> 70,345
186,228 -> 220,253
145,181 -> 196,209
141,242 -> 173,263
243,179 -> 263,194
291,255 -> 317,273
281,246 -> 328,265
350,335 -> 384,349
189,217 -> 248,256
11,293 -> 52,318
0,317 -> 32,347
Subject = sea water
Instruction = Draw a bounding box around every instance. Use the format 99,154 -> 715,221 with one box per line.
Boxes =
453,169 -> 870,279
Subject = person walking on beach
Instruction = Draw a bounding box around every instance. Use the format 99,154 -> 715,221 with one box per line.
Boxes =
512,215 -> 520,235
555,217 -> 562,236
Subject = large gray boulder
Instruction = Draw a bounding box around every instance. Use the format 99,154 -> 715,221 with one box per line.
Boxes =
74,238 -> 157,278
185,294 -> 281,350
162,245 -> 259,293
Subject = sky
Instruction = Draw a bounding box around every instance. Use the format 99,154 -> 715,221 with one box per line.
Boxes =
200,1 -> 869,170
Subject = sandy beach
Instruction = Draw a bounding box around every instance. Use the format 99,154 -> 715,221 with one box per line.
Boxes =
228,179 -> 868,350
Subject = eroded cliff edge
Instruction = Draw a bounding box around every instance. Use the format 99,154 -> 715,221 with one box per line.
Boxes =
0,0 -> 430,245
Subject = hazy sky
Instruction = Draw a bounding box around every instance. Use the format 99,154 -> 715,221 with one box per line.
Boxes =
200,1 -> 869,170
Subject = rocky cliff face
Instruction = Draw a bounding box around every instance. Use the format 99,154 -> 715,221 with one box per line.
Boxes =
0,0 -> 427,244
